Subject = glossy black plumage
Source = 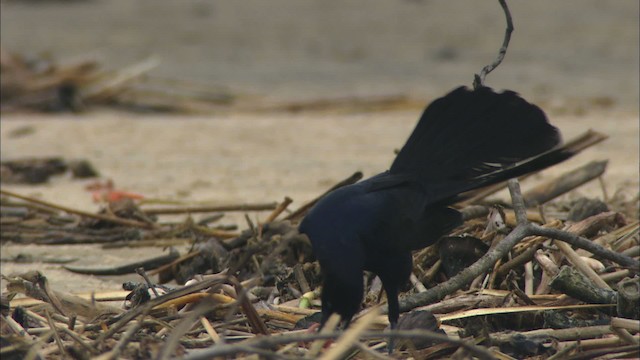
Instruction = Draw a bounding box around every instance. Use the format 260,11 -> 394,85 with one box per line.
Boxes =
299,86 -> 572,330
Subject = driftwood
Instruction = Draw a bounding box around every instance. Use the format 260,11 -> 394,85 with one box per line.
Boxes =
524,160 -> 608,207
617,277 -> 640,320
549,265 -> 617,304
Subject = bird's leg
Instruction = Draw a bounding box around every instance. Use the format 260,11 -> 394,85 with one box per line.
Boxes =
385,285 -> 400,354
388,319 -> 397,355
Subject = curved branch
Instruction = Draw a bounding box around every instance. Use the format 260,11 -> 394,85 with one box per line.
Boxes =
399,221 -> 639,311
530,225 -> 640,270
508,178 -> 528,225
473,0 -> 514,88
400,222 -> 533,311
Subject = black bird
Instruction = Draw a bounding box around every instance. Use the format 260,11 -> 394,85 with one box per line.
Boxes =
299,86 -> 572,331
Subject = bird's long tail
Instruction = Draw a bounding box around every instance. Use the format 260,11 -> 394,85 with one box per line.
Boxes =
390,86 -> 573,196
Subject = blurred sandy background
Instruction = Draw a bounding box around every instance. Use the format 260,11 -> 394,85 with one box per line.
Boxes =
1,0 -> 638,291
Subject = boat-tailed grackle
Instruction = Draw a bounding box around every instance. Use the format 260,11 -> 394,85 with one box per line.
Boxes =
299,86 -> 573,333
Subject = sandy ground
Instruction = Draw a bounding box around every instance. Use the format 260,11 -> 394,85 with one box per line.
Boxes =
2,110 -> 639,208
1,1 -> 639,108
1,1 -> 638,293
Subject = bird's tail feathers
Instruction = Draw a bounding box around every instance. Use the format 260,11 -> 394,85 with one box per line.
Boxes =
391,86 -> 563,183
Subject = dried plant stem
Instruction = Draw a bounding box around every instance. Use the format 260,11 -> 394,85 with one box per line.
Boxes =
24,331 -> 53,360
524,261 -> 534,295
558,339 -> 638,354
92,276 -> 226,346
611,327 -> 639,345
264,196 -> 293,223
44,309 -> 66,358
600,269 -> 630,283
490,325 -> 612,344
0,189 -> 153,228
58,326 -> 97,354
555,240 -> 611,290
160,302 -> 214,360
308,313 -> 341,358
2,315 -> 30,339
93,320 -> 143,360
319,307 -> 380,360
410,273 -> 428,293
182,329 -> 495,360
353,341 -> 392,360
531,226 -> 638,269
141,202 -> 277,215
496,242 -> 541,278
534,250 -> 559,294
610,317 -> 640,333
